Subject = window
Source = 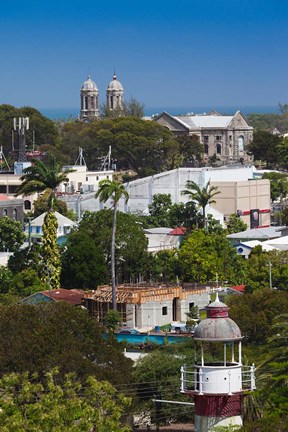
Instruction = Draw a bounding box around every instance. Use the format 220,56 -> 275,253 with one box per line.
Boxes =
238,135 -> 244,152
24,200 -> 31,210
216,144 -> 222,154
13,209 -> 17,220
215,135 -> 222,141
189,302 -> 195,310
204,144 -> 208,154
203,135 -> 209,143
3,209 -> 7,216
162,306 -> 168,316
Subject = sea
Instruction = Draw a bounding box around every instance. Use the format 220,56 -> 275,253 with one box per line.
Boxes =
40,105 -> 280,120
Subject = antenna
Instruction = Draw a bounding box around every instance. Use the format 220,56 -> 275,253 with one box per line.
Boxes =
100,146 -> 116,171
74,147 -> 87,166
13,117 -> 29,162
0,146 -> 11,172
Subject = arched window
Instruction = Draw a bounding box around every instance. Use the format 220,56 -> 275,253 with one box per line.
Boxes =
3,209 -> 7,216
24,200 -> 31,210
13,208 -> 17,220
216,144 -> 222,154
238,135 -> 244,152
204,144 -> 209,154
110,96 -> 114,109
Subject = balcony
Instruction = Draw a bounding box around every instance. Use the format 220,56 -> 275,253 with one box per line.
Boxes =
180,363 -> 256,395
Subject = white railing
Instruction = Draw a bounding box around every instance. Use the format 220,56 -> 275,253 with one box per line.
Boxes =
180,364 -> 256,395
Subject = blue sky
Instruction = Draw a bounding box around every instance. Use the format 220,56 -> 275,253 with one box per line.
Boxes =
0,0 -> 287,112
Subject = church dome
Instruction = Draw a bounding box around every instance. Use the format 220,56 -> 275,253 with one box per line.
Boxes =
194,294 -> 242,342
81,76 -> 98,91
107,73 -> 123,91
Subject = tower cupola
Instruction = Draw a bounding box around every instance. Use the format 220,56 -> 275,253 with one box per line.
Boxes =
106,71 -> 124,112
80,75 -> 99,121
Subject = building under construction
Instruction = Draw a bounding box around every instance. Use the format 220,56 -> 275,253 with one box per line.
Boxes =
83,283 -> 210,330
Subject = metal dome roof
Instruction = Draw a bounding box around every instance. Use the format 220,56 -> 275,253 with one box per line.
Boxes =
107,73 -> 123,91
194,293 -> 242,341
81,76 -> 98,91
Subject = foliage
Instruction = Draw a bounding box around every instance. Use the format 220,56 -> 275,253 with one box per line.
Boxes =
0,104 -> 58,157
33,189 -> 69,217
226,213 -> 248,234
227,289 -> 288,345
104,310 -> 122,333
0,369 -> 131,431
147,193 -> 173,227
181,180 -> 220,229
246,130 -> 281,167
246,111 -> 288,133
41,211 -> 61,289
133,345 -> 196,425
0,216 -> 25,252
76,210 -> 148,284
60,116 -> 180,177
146,250 -> 181,283
61,230 -> 107,289
179,229 -> 245,284
0,302 -> 133,385
176,134 -> 204,164
262,171 -> 288,202
15,157 -> 73,209
95,179 -> 129,309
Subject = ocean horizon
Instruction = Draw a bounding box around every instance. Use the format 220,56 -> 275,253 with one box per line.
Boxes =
39,105 -> 280,120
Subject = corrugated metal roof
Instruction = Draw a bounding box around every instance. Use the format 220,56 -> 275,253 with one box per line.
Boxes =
174,115 -> 233,129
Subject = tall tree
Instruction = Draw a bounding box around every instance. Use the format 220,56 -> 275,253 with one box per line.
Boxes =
15,157 -> 73,208
15,158 -> 73,289
181,180 -> 220,229
95,180 -> 129,310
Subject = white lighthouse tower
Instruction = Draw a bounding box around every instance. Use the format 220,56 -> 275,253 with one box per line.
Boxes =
180,293 -> 256,432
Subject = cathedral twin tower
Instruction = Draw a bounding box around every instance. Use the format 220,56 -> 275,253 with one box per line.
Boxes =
79,72 -> 124,121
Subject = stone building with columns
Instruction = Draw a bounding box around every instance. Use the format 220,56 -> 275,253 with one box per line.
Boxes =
79,72 -> 124,121
154,110 -> 253,165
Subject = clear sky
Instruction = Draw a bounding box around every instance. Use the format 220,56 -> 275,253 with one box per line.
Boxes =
0,0 -> 287,112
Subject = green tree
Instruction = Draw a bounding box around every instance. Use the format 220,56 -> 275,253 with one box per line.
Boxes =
179,229 -> 245,284
147,193 -> 173,227
95,180 -> 129,310
0,216 -> 25,252
15,157 -> 73,208
228,289 -> 288,345
77,210 -> 148,285
247,130 -> 281,167
226,213 -> 248,234
0,369 -> 131,431
61,231 -> 107,289
176,134 -> 204,164
41,210 -> 61,289
104,309 -> 122,333
181,180 -> 220,229
33,189 -> 69,217
124,96 -> 145,117
0,302 -> 133,385
262,172 -> 288,202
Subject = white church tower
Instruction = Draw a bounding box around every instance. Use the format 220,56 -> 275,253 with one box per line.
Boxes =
180,294 -> 256,431
80,76 -> 99,121
106,71 -> 124,112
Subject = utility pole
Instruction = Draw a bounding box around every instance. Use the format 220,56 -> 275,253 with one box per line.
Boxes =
268,260 -> 272,289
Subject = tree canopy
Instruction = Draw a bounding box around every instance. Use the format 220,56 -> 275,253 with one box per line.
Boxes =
0,216 -> 25,252
0,369 -> 131,431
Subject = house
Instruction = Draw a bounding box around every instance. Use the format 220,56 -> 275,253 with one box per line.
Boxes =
25,211 -> 76,244
21,288 -> 84,305
83,283 -> 210,330
227,226 -> 286,246
153,110 -> 253,164
144,227 -> 184,253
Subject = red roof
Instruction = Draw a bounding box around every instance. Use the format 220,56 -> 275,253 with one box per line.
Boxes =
170,227 -> 186,235
230,284 -> 246,293
41,289 -> 84,305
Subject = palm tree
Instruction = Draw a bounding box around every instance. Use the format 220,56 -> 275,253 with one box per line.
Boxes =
15,157 -> 73,208
15,157 -> 74,289
95,179 -> 129,310
181,180 -> 220,229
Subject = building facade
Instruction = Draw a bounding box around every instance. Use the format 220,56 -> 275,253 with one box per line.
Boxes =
154,111 -> 253,164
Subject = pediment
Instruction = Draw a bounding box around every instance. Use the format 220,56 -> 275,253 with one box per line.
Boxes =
154,112 -> 190,132
228,111 -> 252,129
